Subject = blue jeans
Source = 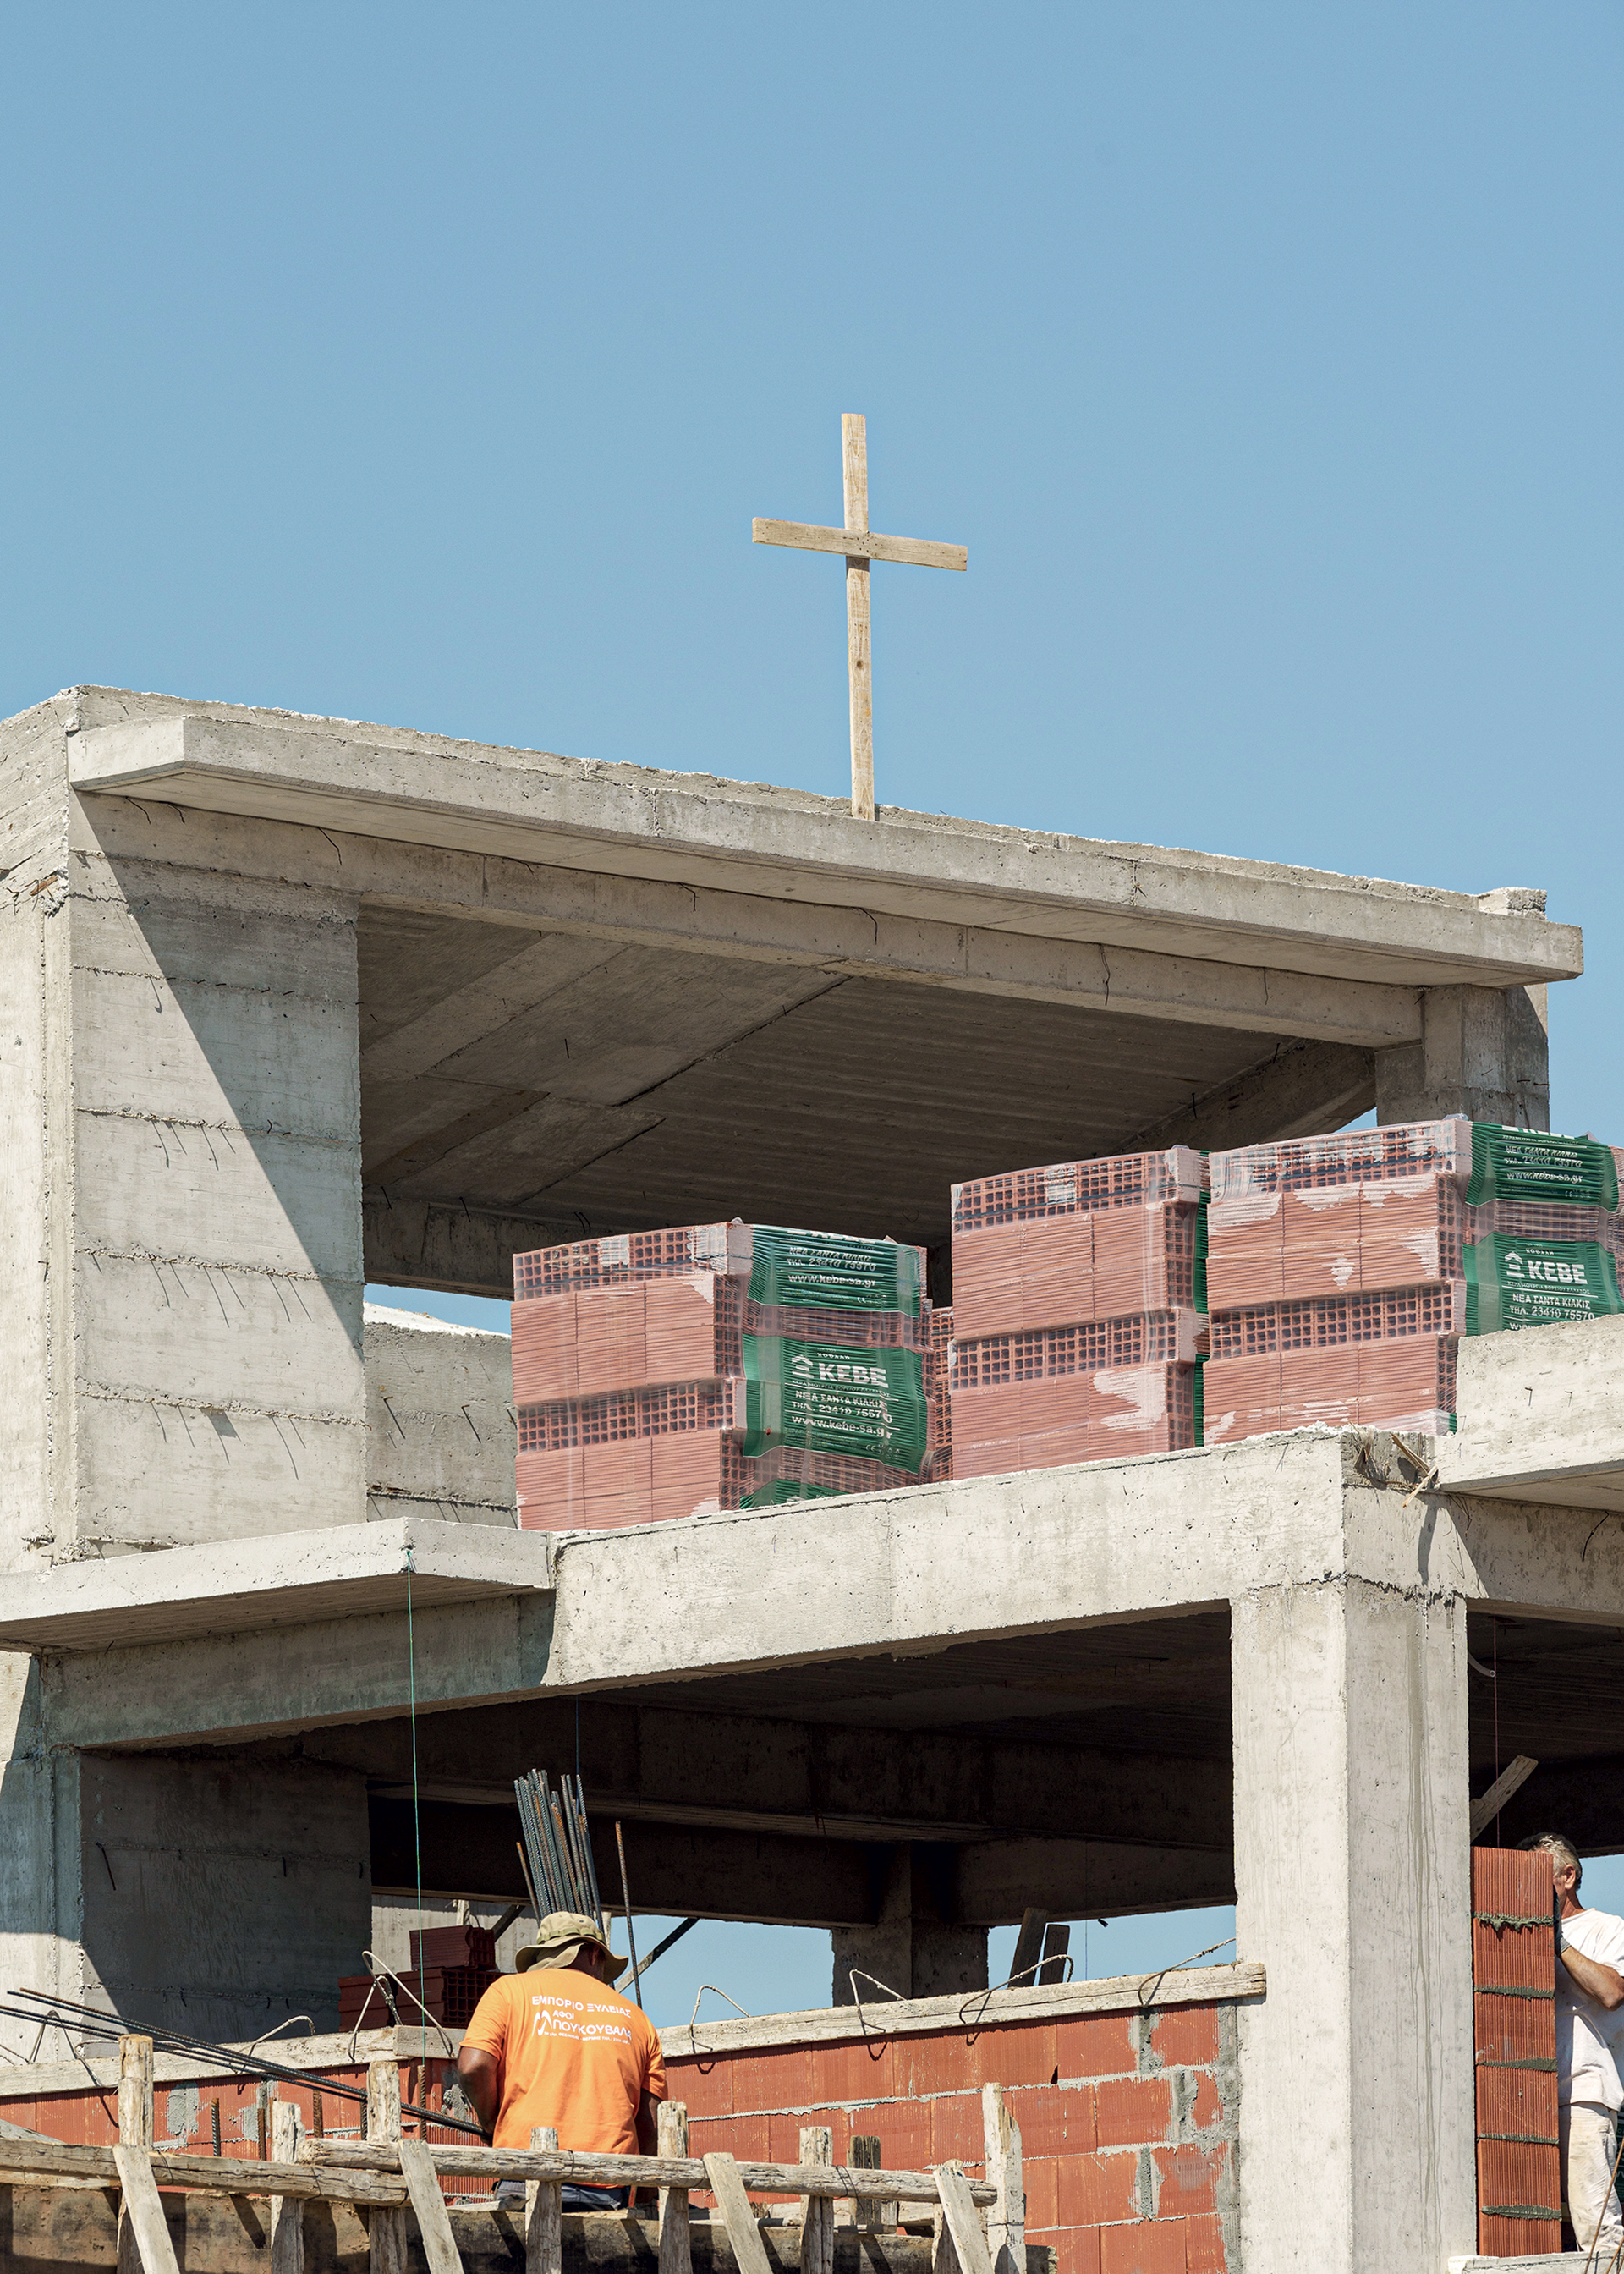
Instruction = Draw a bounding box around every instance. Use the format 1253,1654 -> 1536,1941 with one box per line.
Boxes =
496,2181 -> 630,2211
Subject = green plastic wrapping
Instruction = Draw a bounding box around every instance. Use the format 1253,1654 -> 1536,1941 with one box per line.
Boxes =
1463,1235 -> 1624,1335
747,1226 -> 924,1318
1467,1126 -> 1621,1211
739,1333 -> 930,1471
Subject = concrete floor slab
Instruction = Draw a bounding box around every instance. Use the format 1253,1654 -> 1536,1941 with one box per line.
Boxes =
1438,1314 -> 1624,1510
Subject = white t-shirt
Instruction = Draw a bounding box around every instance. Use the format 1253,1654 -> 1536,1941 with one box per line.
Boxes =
1556,1907 -> 1624,2109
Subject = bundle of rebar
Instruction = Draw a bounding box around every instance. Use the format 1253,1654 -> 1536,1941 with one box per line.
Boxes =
514,1769 -> 603,1930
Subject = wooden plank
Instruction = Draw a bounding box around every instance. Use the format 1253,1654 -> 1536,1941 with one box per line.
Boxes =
368,2058 -> 409,2274
118,2035 -> 156,2274
528,2123 -> 562,2274
270,2100 -> 304,2274
979,2089 -> 1023,2274
1008,1911 -> 1046,1991
400,2137 -> 466,2274
112,2147 -> 184,2274
751,520 -> 968,574
657,2101 -> 691,2274
932,2166 -> 994,2274
296,2139 -> 996,2204
703,2154 -> 776,2274
798,2127 -> 833,2274
0,2131 -> 408,2202
1470,1755 -> 1539,1839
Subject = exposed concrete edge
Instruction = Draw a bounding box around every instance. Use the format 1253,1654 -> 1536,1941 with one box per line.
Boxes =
0,1965 -> 1264,2101
1439,1314 -> 1624,1508
63,706 -> 1582,986
0,1517 -> 553,1653
1446,2259 -> 1587,2271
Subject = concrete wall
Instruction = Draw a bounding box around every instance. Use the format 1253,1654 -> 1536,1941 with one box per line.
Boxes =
365,1305 -> 516,1525
75,1749 -> 371,2041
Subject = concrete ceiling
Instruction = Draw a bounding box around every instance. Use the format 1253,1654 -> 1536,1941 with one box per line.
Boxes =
359,908 -> 1284,1250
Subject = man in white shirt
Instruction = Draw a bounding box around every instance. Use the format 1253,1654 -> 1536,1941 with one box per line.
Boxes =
1524,1832 -> 1624,2252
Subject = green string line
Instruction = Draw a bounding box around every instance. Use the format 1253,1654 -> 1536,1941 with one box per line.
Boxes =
406,1546 -> 425,2078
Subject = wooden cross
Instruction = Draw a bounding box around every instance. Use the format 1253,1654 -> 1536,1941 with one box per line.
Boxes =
753,415 -> 968,821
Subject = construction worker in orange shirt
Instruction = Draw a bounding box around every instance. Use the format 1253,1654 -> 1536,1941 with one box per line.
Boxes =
458,1909 -> 666,2210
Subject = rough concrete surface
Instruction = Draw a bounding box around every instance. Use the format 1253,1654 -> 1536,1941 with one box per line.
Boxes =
1440,1312 -> 1624,1509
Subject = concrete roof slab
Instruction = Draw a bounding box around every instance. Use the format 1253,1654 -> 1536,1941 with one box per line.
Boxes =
59,693 -> 1580,989
1437,1314 -> 1624,1510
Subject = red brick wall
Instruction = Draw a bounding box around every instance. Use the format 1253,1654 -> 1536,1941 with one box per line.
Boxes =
668,1999 -> 1240,2274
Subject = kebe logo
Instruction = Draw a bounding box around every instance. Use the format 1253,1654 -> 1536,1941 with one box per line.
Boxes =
1505,1250 -> 1589,1286
791,1354 -> 815,1379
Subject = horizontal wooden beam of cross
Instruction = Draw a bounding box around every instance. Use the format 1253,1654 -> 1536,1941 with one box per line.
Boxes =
753,415 -> 967,821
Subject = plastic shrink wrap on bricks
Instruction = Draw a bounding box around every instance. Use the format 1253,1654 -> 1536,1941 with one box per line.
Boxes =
948,1149 -> 1208,1475
1203,1121 -> 1624,1444
511,1222 -> 930,1530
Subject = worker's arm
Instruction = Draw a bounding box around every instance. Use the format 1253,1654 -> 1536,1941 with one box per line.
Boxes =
457,2046 -> 502,2139
1561,1938 -> 1624,2011
637,2092 -> 661,2157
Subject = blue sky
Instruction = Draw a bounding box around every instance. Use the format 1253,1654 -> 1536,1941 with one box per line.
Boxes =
8,5 -> 1621,2014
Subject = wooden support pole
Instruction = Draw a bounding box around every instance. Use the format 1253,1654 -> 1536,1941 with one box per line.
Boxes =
703,2152 -> 776,2274
112,2145 -> 183,2274
117,2034 -> 155,2274
368,2058 -> 409,2274
270,2100 -> 305,2274
399,2136 -> 467,2274
798,2127 -> 834,2274
1008,1910 -> 1047,1991
842,413 -> 874,822
980,2088 -> 1023,2274
657,2101 -> 691,2274
933,2165 -> 996,2274
526,2123 -> 562,2274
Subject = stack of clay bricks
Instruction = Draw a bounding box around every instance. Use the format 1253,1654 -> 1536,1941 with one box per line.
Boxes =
338,1923 -> 498,2031
1202,1119 -> 1624,1442
924,1305 -> 953,1481
511,1222 -> 932,1530
948,1147 -> 1208,1476
1470,1847 -> 1560,2257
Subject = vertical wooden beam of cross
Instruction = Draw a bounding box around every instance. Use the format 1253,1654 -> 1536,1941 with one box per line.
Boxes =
754,415 -> 968,821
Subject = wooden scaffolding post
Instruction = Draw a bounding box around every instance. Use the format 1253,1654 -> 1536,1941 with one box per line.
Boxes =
526,2123 -> 562,2274
799,2125 -> 835,2274
116,2034 -> 156,2274
366,2058 -> 409,2274
703,2152 -> 776,2274
980,2087 -> 1024,2274
842,415 -> 874,821
657,2101 -> 692,2274
933,2163 -> 996,2274
270,2098 -> 305,2274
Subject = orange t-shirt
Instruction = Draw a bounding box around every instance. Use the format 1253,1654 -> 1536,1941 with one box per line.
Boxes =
461,1969 -> 667,2153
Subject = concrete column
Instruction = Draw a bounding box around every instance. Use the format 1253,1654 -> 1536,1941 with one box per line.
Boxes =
47,818 -> 365,1557
831,1843 -> 988,2003
1231,1577 -> 1475,2274
1374,981 -> 1550,1129
0,1651 -> 85,2061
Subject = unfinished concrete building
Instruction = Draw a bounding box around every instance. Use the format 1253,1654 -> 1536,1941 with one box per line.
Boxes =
1,684 -> 1619,2274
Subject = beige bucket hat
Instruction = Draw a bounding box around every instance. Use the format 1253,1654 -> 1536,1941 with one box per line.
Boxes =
514,1909 -> 629,1980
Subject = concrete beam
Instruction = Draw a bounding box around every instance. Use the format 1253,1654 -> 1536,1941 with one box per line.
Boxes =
364,1198 -> 582,1297
30,1429 -> 1624,1752
1437,1315 -> 1624,1512
59,692 -> 1581,990
363,1305 -> 516,1525
301,1699 -> 1234,1853
1120,1037 -> 1376,1155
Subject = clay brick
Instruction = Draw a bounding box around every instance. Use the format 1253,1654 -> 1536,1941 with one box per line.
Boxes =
1008,2082 -> 1096,2158
1065,2230 -> 1103,2274
807,2038 -> 894,2102
1152,2146 -> 1225,2217
977,2019 -> 1058,2090
1023,2157 -> 1058,2232
766,2111 -> 810,2165
731,2047 -> 812,2114
930,2093 -> 987,2165
896,2032 -> 981,2098
1056,2150 -> 1140,2228
1100,2222 -> 1188,2274
667,2057 -> 733,2120
1095,2075 -> 1172,2149
1186,2074 -> 1226,2134
846,2096 -> 932,2172
1143,2006 -> 1221,2069
716,2113 -> 771,2162
1055,2013 -> 1138,2080
1181,2212 -> 1229,2274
